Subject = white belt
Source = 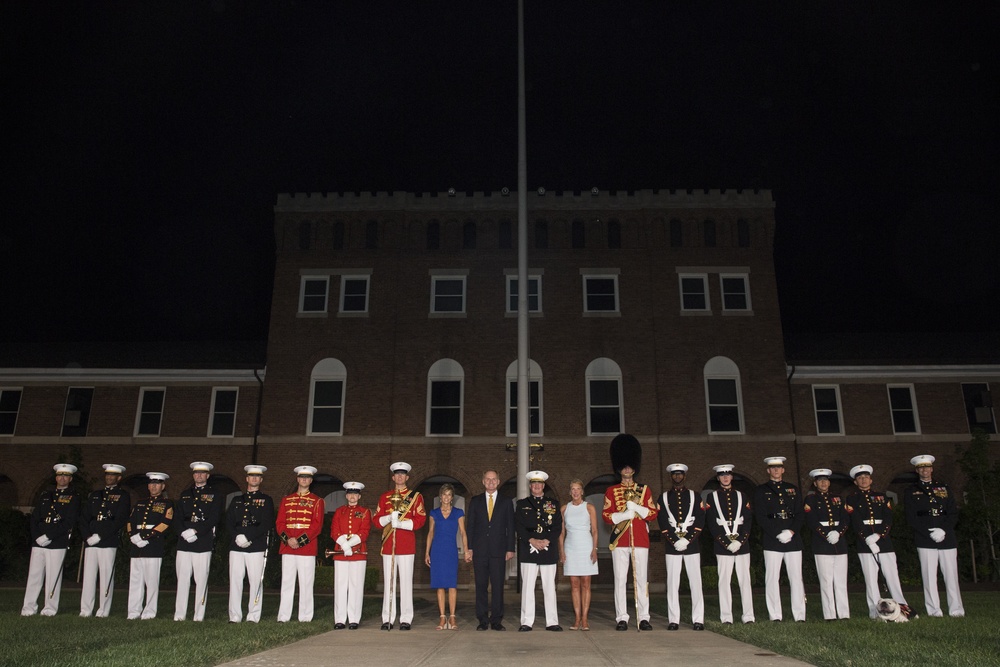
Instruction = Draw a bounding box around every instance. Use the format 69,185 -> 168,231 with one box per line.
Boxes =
137,524 -> 157,529
862,519 -> 883,525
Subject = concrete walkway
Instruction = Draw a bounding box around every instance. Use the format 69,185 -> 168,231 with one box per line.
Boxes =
217,594 -> 812,667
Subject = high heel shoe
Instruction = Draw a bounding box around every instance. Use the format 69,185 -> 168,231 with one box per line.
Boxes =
449,614 -> 458,630
436,615 -> 447,630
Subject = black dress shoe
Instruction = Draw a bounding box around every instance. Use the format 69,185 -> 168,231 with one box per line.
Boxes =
639,620 -> 653,631
518,625 -> 532,632
348,623 -> 359,630
667,622 -> 679,631
491,623 -> 506,631
399,622 -> 411,630
334,623 -> 346,630
615,620 -> 628,631
380,622 -> 392,630
692,623 -> 704,631
477,621 -> 490,631
546,625 -> 563,631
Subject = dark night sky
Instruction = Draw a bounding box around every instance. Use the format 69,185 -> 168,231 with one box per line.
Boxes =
2,2 -> 998,345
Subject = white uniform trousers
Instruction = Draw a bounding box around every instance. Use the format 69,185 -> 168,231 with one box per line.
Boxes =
917,547 -> 964,617
127,557 -> 162,619
277,554 -> 316,622
21,547 -> 67,616
763,549 -> 805,621
519,562 -> 559,628
334,560 -> 366,624
665,553 -> 704,624
814,554 -> 850,620
610,546 -> 650,622
229,551 -> 266,623
174,550 -> 212,621
857,552 -> 907,618
717,553 -> 755,623
381,554 -> 415,624
80,546 -> 117,617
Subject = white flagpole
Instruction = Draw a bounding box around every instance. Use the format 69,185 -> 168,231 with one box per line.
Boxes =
516,0 -> 530,502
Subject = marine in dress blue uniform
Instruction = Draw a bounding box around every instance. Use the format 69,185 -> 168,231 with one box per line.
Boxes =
126,472 -> 175,619
515,470 -> 563,631
22,463 -> 81,616
753,456 -> 806,622
175,461 -> 224,621
227,464 -> 276,623
658,463 -> 705,630
803,468 -> 849,620
79,463 -> 131,617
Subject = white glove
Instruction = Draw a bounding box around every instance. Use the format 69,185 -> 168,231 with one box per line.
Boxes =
397,519 -> 413,531
343,546 -> 353,557
390,510 -> 400,522
674,537 -> 689,552
777,529 -> 793,544
865,533 -> 880,546
869,542 -> 880,554
611,511 -> 635,524
335,535 -> 348,547
344,535 -> 362,548
35,535 -> 52,547
130,534 -> 148,548
626,501 -> 640,512
929,528 -> 946,543
391,515 -> 400,528
826,531 -> 840,545
235,534 -> 250,548
624,501 -> 650,519
727,540 -> 741,553
181,528 -> 197,543
378,514 -> 392,527
87,534 -> 101,546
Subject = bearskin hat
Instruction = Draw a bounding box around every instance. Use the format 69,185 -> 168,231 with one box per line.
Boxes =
610,433 -> 642,478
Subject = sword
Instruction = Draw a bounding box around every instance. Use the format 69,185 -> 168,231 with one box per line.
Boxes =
105,552 -> 117,599
254,533 -> 271,606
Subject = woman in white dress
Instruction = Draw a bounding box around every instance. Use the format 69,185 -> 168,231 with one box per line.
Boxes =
559,479 -> 599,630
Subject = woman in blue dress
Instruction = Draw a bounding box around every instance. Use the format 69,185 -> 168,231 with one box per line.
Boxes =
424,483 -> 468,630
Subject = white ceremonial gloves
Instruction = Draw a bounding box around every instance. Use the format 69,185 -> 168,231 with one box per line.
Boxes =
344,535 -> 362,548
235,534 -> 251,548
727,540 -> 742,553
673,537 -> 690,552
87,534 -> 101,546
777,529 -> 793,544
611,510 -> 635,524
130,534 -> 149,548
397,519 -> 413,531
865,533 -> 880,546
378,514 -> 392,527
389,511 -> 401,528
35,535 -> 52,547
625,500 -> 650,519
929,527 -> 946,543
181,528 -> 198,543
343,546 -> 353,557
826,531 -> 841,545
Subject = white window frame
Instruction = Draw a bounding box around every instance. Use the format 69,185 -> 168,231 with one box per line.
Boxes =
426,358 -> 464,436
720,273 -> 752,312
581,271 -> 620,315
505,359 -> 543,437
505,272 -> 543,315
704,356 -> 744,434
585,358 -> 624,436
887,384 -> 921,435
208,387 -> 239,437
308,358 -> 347,436
339,275 -> 370,314
299,275 -> 330,314
430,272 -> 468,316
0,387 -> 23,436
679,273 -> 710,313
134,387 -> 166,437
812,385 -> 844,436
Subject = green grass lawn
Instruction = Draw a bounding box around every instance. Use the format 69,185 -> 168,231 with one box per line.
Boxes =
650,589 -> 1000,667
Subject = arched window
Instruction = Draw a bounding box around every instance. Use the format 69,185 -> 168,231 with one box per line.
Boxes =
427,220 -> 441,250
607,219 -> 621,249
572,219 -> 585,249
505,359 -> 543,436
308,358 -> 346,435
535,219 -> 548,249
298,221 -> 312,250
669,219 -> 683,248
463,220 -> 477,249
703,356 -> 743,434
365,220 -> 378,249
498,219 -> 513,249
332,221 -> 345,250
585,358 -> 623,436
703,219 -> 716,247
737,219 -> 750,247
427,359 -> 464,436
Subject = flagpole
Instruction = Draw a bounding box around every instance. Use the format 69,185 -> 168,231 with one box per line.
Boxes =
516,0 -> 530,501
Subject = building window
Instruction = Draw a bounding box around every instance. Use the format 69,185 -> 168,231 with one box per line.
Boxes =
299,276 -> 329,314
812,385 -> 843,435
887,384 -> 920,434
670,219 -> 683,248
704,356 -> 744,434
506,360 -> 542,436
332,221 -> 345,250
340,276 -> 370,313
308,359 -> 346,435
737,219 -> 750,247
607,220 -> 621,249
499,219 -> 513,249
427,220 -> 441,250
572,220 -> 585,249
134,388 -> 165,437
298,221 -> 312,250
209,388 -> 238,437
962,383 -> 996,434
720,274 -> 751,311
431,275 -> 467,314
463,220 -> 477,249
62,387 -> 94,437
365,220 -> 378,249
427,359 -> 464,436
506,274 -> 542,313
679,274 -> 710,312
586,358 -> 623,436
582,274 -> 619,313
0,388 -> 23,435
535,220 -> 548,249
704,219 -> 716,247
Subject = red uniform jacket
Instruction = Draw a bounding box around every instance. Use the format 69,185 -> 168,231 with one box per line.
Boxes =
602,483 -> 658,549
373,488 -> 426,556
276,492 -> 325,557
330,503 -> 372,562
